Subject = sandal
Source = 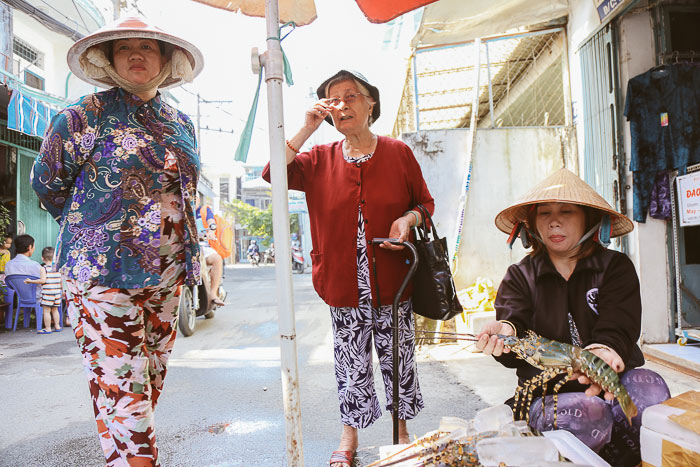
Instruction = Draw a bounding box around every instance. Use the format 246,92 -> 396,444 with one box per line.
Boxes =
53,327 -> 62,332
37,329 -> 52,335
329,450 -> 354,467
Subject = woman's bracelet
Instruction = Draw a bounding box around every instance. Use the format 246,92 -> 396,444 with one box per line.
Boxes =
285,139 -> 300,154
498,320 -> 517,337
403,210 -> 419,227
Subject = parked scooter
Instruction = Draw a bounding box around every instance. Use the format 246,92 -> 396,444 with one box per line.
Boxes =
178,252 -> 227,337
291,234 -> 304,273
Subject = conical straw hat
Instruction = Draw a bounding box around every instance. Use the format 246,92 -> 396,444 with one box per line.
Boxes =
67,16 -> 203,90
494,168 -> 634,238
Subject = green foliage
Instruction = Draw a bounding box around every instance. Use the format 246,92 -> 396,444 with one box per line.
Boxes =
222,199 -> 300,242
0,204 -> 10,240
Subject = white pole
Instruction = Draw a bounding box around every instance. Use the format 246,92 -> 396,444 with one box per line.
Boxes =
263,0 -> 304,465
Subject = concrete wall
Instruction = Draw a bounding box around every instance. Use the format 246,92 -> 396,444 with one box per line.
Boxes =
616,8 -> 673,343
403,128 -> 568,291
567,0 -> 673,343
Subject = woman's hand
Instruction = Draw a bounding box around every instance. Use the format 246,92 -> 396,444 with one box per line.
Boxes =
570,345 -> 625,401
303,100 -> 332,133
381,215 -> 413,250
475,320 -> 515,357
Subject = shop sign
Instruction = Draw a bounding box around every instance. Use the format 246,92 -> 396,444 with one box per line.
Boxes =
288,198 -> 308,214
592,0 -> 625,22
677,172 -> 700,226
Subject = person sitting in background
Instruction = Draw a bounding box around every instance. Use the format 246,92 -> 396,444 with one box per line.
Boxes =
24,247 -> 62,334
5,235 -> 42,297
477,168 -> 670,466
0,235 -> 12,279
195,195 -> 225,306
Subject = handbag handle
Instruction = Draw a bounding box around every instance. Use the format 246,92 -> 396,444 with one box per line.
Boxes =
414,204 -> 439,242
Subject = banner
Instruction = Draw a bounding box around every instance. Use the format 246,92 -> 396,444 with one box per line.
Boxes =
677,172 -> 700,226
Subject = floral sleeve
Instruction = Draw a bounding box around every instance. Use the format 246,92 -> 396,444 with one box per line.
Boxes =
31,99 -> 99,223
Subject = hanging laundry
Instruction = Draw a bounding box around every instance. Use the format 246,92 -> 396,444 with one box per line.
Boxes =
624,64 -> 700,222
649,171 -> 672,221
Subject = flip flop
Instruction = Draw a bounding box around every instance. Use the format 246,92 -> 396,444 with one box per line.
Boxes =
53,328 -> 62,332
37,329 -> 52,335
329,450 -> 354,467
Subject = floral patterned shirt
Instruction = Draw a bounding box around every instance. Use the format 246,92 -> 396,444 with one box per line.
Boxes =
31,87 -> 201,289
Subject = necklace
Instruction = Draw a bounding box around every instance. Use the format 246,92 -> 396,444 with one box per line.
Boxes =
344,133 -> 377,158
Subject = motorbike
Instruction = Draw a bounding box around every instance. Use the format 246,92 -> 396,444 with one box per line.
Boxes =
263,248 -> 275,264
248,251 -> 261,266
291,242 -> 304,273
178,251 -> 227,337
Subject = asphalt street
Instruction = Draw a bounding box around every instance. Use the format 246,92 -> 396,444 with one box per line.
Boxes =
0,265 -> 511,466
2,265 -> 696,466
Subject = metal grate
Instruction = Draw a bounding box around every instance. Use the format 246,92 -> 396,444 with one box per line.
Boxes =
392,29 -> 566,137
0,120 -> 42,152
13,36 -> 44,69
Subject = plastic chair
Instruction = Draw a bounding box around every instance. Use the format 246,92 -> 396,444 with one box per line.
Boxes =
4,275 -> 42,332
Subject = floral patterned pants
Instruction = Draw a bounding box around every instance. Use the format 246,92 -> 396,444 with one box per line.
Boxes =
64,187 -> 186,467
329,299 -> 424,429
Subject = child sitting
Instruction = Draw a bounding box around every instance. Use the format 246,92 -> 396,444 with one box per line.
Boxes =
24,247 -> 62,334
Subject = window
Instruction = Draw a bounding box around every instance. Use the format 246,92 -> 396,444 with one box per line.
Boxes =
13,37 -> 43,69
24,70 -> 44,91
220,177 -> 230,203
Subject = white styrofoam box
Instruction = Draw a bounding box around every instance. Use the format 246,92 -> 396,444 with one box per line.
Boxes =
640,426 -> 700,467
642,403 -> 700,446
542,430 -> 610,467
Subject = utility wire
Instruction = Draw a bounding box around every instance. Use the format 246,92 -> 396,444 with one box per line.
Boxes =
70,0 -> 90,33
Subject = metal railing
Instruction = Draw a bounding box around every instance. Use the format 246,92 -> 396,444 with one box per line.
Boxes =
392,28 -> 568,137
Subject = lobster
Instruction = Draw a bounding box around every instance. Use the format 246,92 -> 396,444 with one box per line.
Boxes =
500,330 -> 637,427
408,329 -> 638,428
365,429 -> 486,467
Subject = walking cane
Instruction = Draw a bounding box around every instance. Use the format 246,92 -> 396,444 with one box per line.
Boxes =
370,238 -> 419,445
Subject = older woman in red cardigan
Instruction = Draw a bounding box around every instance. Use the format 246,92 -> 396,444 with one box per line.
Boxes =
263,70 -> 434,467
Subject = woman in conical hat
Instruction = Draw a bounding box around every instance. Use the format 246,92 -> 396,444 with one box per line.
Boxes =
477,168 -> 669,465
31,16 -> 203,466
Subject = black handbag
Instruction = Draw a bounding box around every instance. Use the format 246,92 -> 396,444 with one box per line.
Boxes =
411,205 -> 462,321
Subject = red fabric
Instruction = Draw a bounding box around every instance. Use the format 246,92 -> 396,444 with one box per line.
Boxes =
262,136 -> 434,307
355,0 -> 440,23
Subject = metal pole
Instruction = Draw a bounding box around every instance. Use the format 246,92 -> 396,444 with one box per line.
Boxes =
196,93 -> 202,155
485,41 -> 495,128
412,54 -> 420,131
560,30 -> 573,128
263,0 -> 304,464
112,0 -> 120,19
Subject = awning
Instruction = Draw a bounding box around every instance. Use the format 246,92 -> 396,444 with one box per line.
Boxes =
411,0 -> 570,48
190,0 -> 439,25
7,89 -> 59,138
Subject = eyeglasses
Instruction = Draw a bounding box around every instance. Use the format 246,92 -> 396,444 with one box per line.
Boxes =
326,93 -> 369,107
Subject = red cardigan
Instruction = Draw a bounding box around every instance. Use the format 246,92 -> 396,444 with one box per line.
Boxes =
262,135 -> 435,307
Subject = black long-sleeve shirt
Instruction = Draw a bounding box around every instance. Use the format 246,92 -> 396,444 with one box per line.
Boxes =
494,246 -> 645,392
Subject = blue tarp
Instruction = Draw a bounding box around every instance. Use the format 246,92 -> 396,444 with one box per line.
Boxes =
7,89 -> 59,138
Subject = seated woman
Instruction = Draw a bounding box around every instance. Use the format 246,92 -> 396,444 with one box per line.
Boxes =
477,168 -> 670,466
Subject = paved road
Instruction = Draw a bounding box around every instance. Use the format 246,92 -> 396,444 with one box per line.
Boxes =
0,265 -> 502,466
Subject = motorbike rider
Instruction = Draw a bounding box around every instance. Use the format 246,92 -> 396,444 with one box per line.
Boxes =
291,233 -> 304,271
264,242 -> 275,264
247,239 -> 260,265
195,195 -> 225,307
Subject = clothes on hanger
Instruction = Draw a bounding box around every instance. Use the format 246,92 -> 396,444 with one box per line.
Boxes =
624,63 -> 700,222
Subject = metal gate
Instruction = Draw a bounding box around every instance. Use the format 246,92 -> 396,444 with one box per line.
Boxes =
579,25 -> 625,214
